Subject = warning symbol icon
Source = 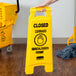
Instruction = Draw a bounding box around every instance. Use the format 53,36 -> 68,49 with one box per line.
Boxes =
34,33 -> 47,46
1,36 -> 6,42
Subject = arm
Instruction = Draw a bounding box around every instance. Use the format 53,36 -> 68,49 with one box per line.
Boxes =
36,0 -> 58,11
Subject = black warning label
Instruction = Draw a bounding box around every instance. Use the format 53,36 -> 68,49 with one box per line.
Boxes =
33,23 -> 48,28
1,36 -> 6,42
35,30 -> 46,33
0,31 -> 6,42
34,33 -> 47,46
32,47 -> 49,50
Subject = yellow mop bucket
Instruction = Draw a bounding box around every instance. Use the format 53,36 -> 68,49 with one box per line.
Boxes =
25,7 -> 53,74
0,0 -> 20,49
67,26 -> 76,45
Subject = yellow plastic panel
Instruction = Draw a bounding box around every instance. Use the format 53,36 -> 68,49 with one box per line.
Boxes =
5,5 -> 18,25
0,3 -> 18,26
0,3 -> 18,48
0,25 -> 13,48
0,3 -> 13,6
25,7 -> 53,74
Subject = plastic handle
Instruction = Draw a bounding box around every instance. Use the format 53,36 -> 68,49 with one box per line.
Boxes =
31,6 -> 51,12
30,6 -> 51,18
16,0 -> 20,13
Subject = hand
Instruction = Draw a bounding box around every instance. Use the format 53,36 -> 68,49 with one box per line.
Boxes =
36,3 -> 48,12
36,0 -> 58,12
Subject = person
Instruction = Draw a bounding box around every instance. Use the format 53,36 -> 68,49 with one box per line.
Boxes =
36,0 -> 58,11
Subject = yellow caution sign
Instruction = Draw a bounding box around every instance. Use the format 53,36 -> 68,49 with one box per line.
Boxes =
25,7 -> 53,74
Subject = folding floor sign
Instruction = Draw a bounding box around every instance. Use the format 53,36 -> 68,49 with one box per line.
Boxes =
25,7 -> 53,74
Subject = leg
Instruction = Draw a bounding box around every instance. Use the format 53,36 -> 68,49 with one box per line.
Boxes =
25,66 -> 34,74
45,64 -> 53,72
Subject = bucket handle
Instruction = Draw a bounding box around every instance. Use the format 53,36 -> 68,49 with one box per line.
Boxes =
16,0 -> 20,13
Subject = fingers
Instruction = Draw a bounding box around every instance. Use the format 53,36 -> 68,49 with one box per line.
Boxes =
41,8 -> 46,12
35,8 -> 46,12
36,5 -> 46,8
35,0 -> 59,12
36,5 -> 47,12
36,4 -> 47,8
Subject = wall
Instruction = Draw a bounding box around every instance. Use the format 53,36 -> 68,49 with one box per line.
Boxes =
0,0 -> 74,39
74,0 -> 76,25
